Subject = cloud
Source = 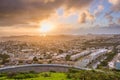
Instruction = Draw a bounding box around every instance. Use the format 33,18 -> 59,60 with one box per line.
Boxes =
0,0 -> 63,26
44,0 -> 55,3
108,0 -> 120,12
104,13 -> 113,24
63,0 -> 92,9
51,24 -> 75,34
79,10 -> 95,23
0,0 -> 93,26
117,18 -> 120,24
105,0 -> 120,24
94,5 -> 104,16
54,23 -> 120,34
79,12 -> 86,23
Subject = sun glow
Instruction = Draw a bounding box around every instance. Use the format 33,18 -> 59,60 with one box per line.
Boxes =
39,21 -> 54,33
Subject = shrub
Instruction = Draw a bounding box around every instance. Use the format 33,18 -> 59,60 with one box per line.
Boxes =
68,68 -> 79,73
50,70 -> 56,73
0,73 -> 6,77
7,72 -> 17,78
6,72 -> 38,79
13,73 -> 38,79
41,73 -> 51,77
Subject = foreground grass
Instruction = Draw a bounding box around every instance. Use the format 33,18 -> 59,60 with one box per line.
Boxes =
0,69 -> 120,80
0,72 -> 68,80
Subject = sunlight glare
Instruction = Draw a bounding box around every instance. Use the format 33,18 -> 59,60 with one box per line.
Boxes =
39,21 -> 53,33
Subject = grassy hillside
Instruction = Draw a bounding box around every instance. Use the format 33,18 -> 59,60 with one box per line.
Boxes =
0,69 -> 120,80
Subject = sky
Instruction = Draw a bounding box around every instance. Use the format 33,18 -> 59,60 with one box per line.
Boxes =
0,0 -> 120,36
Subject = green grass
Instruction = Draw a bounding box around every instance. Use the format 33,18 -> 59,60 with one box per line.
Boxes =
30,72 -> 68,80
0,69 -> 120,80
0,72 -> 69,80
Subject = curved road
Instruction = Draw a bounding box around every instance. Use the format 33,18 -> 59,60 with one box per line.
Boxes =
0,64 -> 90,73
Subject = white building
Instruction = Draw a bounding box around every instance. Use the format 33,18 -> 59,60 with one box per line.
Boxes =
70,50 -> 91,61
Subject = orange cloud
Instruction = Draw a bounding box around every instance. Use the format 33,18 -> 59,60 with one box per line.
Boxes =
0,0 -> 93,26
79,10 -> 95,23
109,0 -> 120,12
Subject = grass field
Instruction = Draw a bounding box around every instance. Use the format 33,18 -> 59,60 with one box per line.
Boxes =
0,72 -> 69,80
0,69 -> 120,80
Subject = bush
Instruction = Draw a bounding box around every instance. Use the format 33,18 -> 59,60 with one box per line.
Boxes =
66,73 -> 72,79
13,73 -> 38,79
13,74 -> 25,79
7,72 -> 17,78
50,70 -> 56,73
41,72 -> 51,77
68,68 -> 79,73
0,73 -> 6,77
67,70 -> 120,80
29,71 -> 36,74
6,72 -> 38,79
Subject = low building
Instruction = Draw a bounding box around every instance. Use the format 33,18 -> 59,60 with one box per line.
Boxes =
70,50 -> 91,61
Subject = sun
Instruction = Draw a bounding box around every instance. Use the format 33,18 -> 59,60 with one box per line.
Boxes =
39,21 -> 53,33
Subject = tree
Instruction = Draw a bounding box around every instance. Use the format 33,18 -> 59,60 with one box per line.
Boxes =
33,57 -> 38,62
59,49 -> 63,54
65,55 -> 71,61
0,54 -> 10,64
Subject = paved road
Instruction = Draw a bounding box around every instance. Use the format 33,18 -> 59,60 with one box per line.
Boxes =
0,64 -> 90,73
